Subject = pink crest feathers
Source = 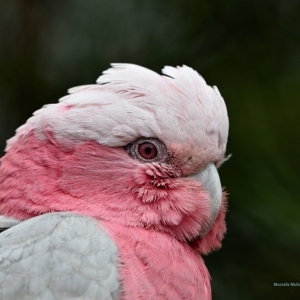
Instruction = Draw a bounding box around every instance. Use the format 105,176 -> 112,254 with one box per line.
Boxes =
6,64 -> 228,168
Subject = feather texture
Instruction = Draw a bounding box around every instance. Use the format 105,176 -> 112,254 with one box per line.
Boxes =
6,64 -> 228,168
0,213 -> 120,300
0,64 -> 229,300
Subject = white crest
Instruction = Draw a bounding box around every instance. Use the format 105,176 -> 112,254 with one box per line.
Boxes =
6,64 -> 228,163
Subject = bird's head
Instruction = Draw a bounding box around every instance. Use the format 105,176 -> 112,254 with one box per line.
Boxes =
0,64 -> 229,253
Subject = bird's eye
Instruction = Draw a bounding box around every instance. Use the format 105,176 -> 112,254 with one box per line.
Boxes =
125,137 -> 168,163
138,143 -> 157,159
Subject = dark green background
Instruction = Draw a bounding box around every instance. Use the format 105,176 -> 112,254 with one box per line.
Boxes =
0,1 -> 299,299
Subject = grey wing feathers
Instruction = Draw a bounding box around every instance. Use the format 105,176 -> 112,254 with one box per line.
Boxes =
0,215 -> 20,232
0,213 -> 120,300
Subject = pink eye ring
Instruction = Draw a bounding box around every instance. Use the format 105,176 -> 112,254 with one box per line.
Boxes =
138,142 -> 157,159
125,137 -> 168,163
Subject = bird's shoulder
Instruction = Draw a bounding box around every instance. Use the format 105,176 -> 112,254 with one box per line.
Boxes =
0,212 -> 120,300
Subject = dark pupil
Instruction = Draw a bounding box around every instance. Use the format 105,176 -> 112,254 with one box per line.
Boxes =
145,147 -> 152,155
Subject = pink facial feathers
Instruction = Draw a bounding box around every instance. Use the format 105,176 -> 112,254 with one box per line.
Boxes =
0,64 -> 229,300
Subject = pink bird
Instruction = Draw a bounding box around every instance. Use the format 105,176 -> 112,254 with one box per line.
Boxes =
0,64 -> 229,300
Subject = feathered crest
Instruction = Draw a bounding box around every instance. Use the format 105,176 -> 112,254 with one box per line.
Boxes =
6,64 -> 228,166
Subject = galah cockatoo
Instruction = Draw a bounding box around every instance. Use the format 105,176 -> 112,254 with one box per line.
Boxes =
0,64 -> 229,300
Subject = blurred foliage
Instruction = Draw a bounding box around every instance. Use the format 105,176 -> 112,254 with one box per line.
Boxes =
0,0 -> 300,299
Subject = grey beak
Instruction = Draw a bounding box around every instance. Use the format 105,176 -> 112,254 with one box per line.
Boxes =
188,163 -> 222,237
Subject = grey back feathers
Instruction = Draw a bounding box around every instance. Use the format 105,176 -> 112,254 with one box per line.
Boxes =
0,215 -> 20,233
0,213 -> 120,300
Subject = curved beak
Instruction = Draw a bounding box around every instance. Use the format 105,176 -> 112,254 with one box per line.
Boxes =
188,163 -> 222,237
